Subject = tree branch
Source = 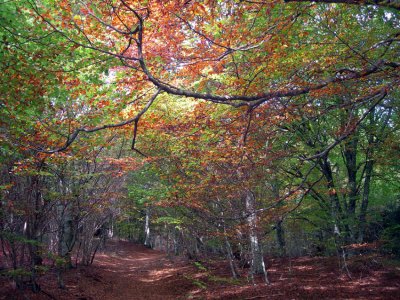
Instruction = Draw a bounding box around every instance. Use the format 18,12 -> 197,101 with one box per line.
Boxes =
36,89 -> 161,153
284,0 -> 400,11
301,87 -> 389,161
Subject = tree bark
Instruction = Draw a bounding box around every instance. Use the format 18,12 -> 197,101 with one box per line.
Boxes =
144,206 -> 151,247
271,181 -> 286,256
276,220 -> 286,257
224,229 -> 239,279
358,158 -> 373,242
318,157 -> 342,233
245,190 -> 269,284
343,135 -> 358,216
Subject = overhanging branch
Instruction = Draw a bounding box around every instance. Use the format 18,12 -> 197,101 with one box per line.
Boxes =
284,0 -> 400,11
36,89 -> 161,154
300,87 -> 389,161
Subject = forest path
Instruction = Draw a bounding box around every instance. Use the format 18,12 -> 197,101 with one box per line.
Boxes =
2,240 -> 400,299
65,240 -> 196,300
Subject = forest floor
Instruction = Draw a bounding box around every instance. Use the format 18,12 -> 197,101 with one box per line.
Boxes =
1,240 -> 400,299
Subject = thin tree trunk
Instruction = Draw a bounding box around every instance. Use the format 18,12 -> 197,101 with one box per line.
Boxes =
144,206 -> 151,247
224,233 -> 239,279
319,157 -> 343,237
271,181 -> 286,256
343,136 -> 358,216
343,135 -> 359,242
27,173 -> 43,292
358,107 -> 380,242
219,203 -> 239,279
358,158 -> 373,242
276,220 -> 286,257
245,190 -> 269,284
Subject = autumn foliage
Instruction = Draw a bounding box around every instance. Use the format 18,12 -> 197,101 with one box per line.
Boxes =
0,0 -> 399,295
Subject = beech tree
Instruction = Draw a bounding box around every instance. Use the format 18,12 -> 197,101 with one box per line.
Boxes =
1,0 -> 399,290
7,0 -> 394,151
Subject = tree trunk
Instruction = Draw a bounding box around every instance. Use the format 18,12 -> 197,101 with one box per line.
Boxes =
144,206 -> 151,247
245,190 -> 269,284
219,203 -> 239,279
57,203 -> 74,268
343,135 -> 359,242
224,233 -> 239,279
358,107 -> 380,242
271,181 -> 286,256
319,157 -> 343,237
27,174 -> 43,292
358,157 -> 373,242
343,136 -> 358,216
276,220 -> 286,256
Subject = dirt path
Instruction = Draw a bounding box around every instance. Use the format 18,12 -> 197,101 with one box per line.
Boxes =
1,240 -> 198,300
55,240 -> 196,300
1,240 -> 400,299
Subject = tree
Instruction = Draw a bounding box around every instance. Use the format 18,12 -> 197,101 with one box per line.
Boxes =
1,0 -> 399,289
13,0 -> 396,153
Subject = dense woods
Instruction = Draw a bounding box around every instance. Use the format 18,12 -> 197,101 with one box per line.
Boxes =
0,0 -> 399,298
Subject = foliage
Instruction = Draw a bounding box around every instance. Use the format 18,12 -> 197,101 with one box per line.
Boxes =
381,224 -> 400,257
0,0 -> 399,289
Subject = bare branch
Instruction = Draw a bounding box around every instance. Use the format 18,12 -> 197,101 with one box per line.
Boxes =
301,87 -> 389,161
36,89 -> 161,153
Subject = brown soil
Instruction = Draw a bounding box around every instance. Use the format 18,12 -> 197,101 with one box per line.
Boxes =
1,240 -> 399,299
